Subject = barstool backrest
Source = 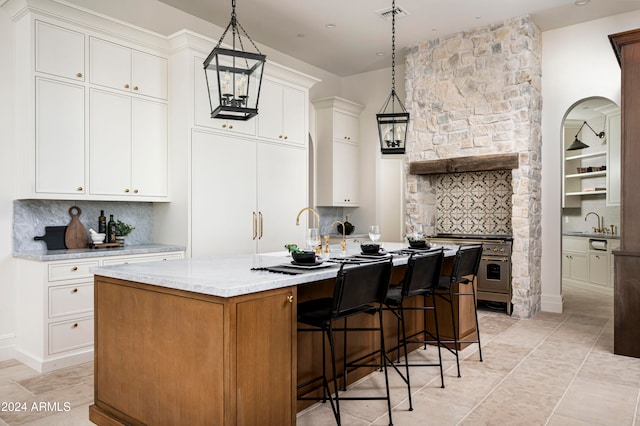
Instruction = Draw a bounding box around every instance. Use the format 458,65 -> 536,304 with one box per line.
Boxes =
332,259 -> 393,317
402,249 -> 445,298
448,244 -> 483,285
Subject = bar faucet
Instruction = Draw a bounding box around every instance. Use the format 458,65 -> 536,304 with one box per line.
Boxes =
584,211 -> 602,233
330,220 -> 347,254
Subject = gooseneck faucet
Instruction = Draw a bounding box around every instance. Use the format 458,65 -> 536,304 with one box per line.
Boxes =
330,220 -> 347,254
584,211 -> 602,233
295,207 -> 320,230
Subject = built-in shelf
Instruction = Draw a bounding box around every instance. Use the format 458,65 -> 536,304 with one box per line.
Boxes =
565,151 -> 607,161
566,190 -> 607,196
565,171 -> 607,179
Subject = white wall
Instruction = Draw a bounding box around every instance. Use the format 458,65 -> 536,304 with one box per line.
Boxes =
541,11 -> 640,312
0,4 -> 16,357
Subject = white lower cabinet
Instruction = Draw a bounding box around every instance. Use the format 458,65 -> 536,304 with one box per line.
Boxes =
191,130 -> 306,256
15,251 -> 184,372
562,236 -> 615,294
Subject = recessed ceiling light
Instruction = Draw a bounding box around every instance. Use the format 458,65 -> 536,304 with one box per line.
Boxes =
475,16 -> 482,20
575,0 -> 590,5
376,52 -> 385,57
325,23 -> 336,29
297,33 -> 305,38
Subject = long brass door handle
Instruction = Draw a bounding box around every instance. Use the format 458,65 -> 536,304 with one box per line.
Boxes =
252,212 -> 257,240
258,212 -> 263,239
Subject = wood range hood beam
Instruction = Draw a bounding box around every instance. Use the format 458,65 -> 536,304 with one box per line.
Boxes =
409,153 -> 519,175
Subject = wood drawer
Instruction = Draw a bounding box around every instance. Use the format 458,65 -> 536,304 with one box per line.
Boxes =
49,282 -> 93,318
48,260 -> 99,282
102,252 -> 183,266
49,317 -> 94,355
49,317 -> 93,355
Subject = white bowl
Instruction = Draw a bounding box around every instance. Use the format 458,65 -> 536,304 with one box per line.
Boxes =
91,233 -> 106,244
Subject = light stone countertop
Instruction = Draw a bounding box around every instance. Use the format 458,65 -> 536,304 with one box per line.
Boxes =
91,242 -> 458,298
562,232 -> 620,239
13,244 -> 186,261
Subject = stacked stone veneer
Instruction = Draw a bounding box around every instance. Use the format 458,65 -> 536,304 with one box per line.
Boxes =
403,16 -> 542,318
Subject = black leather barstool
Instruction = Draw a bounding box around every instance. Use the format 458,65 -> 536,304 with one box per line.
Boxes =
297,259 -> 394,426
435,244 -> 483,377
384,249 -> 445,411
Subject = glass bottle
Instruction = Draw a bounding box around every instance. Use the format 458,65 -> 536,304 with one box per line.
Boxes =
98,210 -> 106,235
107,215 -> 116,243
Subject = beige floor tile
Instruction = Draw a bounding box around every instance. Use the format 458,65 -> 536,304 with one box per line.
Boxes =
17,363 -> 93,395
554,376 -> 638,425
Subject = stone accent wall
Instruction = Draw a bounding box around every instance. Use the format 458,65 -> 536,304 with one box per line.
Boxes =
404,16 -> 542,318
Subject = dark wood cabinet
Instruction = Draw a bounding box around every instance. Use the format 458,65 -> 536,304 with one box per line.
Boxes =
609,29 -> 640,358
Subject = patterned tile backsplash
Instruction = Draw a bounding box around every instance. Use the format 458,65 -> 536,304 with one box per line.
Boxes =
436,170 -> 512,235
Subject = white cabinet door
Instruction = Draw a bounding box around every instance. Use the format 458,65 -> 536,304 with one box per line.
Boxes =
35,21 -> 84,81
281,85 -> 306,145
90,37 -> 167,99
258,79 -> 306,145
569,254 -> 588,282
90,89 -> 167,198
333,141 -> 359,206
334,110 -> 359,143
589,253 -> 608,286
35,78 -> 85,195
90,37 -> 131,93
191,131 -> 257,257
193,57 -> 256,135
89,89 -> 131,196
256,143 -> 307,253
131,98 -> 168,197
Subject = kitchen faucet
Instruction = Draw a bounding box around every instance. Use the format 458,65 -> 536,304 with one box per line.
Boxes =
295,207 -> 320,230
584,211 -> 602,233
330,220 -> 347,254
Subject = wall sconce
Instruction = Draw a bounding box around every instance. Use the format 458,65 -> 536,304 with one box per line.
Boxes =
567,120 -> 605,151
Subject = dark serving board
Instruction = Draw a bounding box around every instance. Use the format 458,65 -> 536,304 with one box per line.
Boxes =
34,226 -> 67,250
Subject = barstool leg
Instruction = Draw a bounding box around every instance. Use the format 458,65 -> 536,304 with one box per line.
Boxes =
378,309 -> 394,426
398,304 -> 413,411
326,323 -> 341,425
342,317 -> 348,391
448,287 -> 461,378
430,292 -> 445,388
471,282 -> 483,362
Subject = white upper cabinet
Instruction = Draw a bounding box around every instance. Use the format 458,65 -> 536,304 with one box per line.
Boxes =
35,78 -> 85,195
258,78 -> 306,145
89,37 -> 168,100
193,57 -> 256,135
89,89 -> 167,198
334,110 -> 359,143
35,20 -> 84,81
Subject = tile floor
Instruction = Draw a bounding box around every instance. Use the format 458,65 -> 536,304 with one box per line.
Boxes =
1,283 -> 639,425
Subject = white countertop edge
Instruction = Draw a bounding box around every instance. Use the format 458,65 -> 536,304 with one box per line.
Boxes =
13,244 -> 186,261
90,243 -> 457,298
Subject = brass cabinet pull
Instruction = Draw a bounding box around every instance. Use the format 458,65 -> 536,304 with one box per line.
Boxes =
76,186 -> 83,191
279,135 -> 283,139
133,189 -> 139,194
71,323 -> 78,328
284,135 -> 288,140
252,212 -> 257,240
124,83 -> 130,89
287,295 -> 294,303
258,211 -> 264,239
124,188 -> 130,193
76,72 -> 83,78
71,288 -> 78,293
72,266 -> 78,271
133,86 -> 139,91
229,124 -> 233,129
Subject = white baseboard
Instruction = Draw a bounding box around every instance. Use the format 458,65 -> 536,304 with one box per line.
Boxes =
15,348 -> 93,373
0,333 -> 16,362
541,292 -> 564,313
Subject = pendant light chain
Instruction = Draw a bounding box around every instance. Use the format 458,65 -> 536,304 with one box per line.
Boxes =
391,0 -> 396,94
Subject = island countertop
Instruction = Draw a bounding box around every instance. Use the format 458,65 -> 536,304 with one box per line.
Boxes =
91,242 -> 456,298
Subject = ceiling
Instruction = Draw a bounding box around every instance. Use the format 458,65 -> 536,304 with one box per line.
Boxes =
155,0 -> 640,77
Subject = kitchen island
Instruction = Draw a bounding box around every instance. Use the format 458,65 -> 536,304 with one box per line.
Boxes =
88,243 -> 470,426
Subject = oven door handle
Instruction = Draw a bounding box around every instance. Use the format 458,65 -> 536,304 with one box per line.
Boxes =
481,256 -> 509,262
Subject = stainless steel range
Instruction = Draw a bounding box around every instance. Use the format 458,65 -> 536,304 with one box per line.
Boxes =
430,234 -> 513,315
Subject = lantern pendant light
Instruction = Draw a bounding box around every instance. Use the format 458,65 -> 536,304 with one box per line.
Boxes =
203,0 -> 266,121
376,0 -> 409,154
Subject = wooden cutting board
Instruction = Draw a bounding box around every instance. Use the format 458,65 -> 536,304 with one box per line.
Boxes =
65,206 -> 88,249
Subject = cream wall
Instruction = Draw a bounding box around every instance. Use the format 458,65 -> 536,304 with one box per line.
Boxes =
0,4 -> 16,358
540,10 -> 640,312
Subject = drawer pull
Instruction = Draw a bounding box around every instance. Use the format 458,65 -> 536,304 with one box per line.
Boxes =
124,83 -> 130,89
72,266 -> 78,271
76,72 -> 83,78
71,288 -> 78,293
287,295 -> 294,303
71,323 -> 78,329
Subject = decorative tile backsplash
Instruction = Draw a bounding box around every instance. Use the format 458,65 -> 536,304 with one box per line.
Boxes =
436,170 -> 512,235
